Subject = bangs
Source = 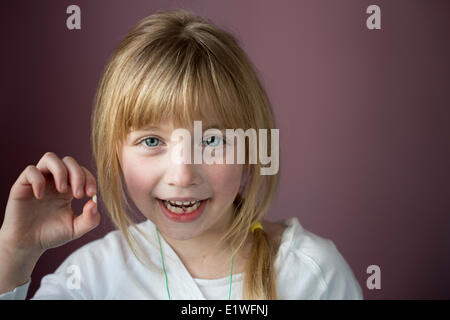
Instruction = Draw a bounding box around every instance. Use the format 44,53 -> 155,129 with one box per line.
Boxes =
117,35 -> 252,139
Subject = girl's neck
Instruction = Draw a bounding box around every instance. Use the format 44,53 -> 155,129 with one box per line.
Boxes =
161,213 -> 253,279
168,234 -> 252,280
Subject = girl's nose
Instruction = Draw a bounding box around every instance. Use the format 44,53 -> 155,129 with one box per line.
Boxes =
164,134 -> 203,187
164,161 -> 202,187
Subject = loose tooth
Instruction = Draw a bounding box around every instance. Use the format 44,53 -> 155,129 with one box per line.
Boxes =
167,203 -> 184,214
175,207 -> 184,214
167,203 -> 182,213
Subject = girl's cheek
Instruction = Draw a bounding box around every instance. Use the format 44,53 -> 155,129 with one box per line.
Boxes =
207,164 -> 243,197
123,160 -> 161,197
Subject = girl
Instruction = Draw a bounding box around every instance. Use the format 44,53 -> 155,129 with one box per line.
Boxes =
0,9 -> 362,300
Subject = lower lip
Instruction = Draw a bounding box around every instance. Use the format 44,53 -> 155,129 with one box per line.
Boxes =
158,199 -> 208,223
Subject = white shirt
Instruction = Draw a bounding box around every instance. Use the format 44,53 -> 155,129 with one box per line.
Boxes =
0,217 -> 363,299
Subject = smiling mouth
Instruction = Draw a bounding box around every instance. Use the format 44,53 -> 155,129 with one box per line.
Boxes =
157,198 -> 208,214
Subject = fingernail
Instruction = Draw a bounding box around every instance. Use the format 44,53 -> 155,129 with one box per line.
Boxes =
93,195 -> 97,204
88,187 -> 96,196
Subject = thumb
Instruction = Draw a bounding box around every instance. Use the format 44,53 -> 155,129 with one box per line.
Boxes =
72,195 -> 100,239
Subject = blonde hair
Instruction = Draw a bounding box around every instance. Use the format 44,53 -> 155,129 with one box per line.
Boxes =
91,9 -> 280,299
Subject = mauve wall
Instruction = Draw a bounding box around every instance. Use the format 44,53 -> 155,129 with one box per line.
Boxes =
1,0 -> 449,299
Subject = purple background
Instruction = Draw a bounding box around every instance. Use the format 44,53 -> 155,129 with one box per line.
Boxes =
1,0 -> 449,299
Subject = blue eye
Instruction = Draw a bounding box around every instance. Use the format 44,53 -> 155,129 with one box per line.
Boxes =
139,137 -> 162,148
137,136 -> 225,150
203,136 -> 225,147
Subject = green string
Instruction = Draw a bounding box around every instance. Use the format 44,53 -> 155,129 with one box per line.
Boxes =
155,226 -> 235,300
229,248 -> 235,300
156,226 -> 171,300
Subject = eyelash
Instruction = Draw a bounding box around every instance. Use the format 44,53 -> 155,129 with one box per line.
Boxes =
136,136 -> 226,150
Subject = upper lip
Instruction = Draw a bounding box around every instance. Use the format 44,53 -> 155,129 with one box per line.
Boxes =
158,197 -> 208,202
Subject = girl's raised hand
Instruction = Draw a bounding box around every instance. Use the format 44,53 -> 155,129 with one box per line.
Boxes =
0,152 -> 100,256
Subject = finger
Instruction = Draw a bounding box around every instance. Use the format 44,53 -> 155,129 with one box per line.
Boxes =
80,166 -> 97,198
13,165 -> 46,200
72,198 -> 100,239
61,156 -> 87,199
35,152 -> 69,194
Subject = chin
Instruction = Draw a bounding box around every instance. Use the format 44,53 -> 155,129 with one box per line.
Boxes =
161,227 -> 202,241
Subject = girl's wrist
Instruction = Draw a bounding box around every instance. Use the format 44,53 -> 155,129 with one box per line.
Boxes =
0,233 -> 43,294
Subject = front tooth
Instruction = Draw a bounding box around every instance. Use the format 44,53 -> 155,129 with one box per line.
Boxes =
182,201 -> 191,206
175,201 -> 183,205
184,201 -> 201,212
167,203 -> 183,213
173,207 -> 184,213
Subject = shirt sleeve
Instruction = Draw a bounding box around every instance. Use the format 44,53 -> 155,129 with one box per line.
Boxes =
0,280 -> 31,300
30,267 -> 88,299
0,259 -> 92,300
29,242 -> 107,299
31,230 -> 129,299
0,244 -> 105,299
318,241 -> 364,300
0,228 -> 132,300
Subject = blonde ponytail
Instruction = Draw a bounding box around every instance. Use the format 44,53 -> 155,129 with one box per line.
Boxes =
243,225 -> 278,299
